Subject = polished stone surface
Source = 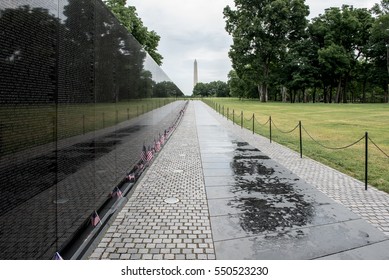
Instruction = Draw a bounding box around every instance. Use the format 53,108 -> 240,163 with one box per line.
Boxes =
214,219 -> 388,260
317,240 -> 389,259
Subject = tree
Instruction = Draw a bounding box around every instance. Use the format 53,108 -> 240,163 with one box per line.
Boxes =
209,81 -> 230,97
153,81 -> 184,97
228,70 -> 245,98
308,5 -> 375,103
274,35 -> 319,102
369,0 -> 389,102
103,0 -> 163,65
227,70 -> 257,99
224,0 -> 309,102
192,83 -> 209,97
192,81 -> 229,97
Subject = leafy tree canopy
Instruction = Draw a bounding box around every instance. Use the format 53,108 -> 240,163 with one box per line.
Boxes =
104,0 -> 163,65
192,81 -> 229,97
224,0 -> 389,103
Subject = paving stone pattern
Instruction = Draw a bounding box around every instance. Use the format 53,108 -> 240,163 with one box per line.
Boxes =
90,103 -> 215,260
206,103 -> 389,236
90,101 -> 389,260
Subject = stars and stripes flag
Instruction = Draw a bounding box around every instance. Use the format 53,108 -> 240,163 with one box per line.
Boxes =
146,146 -> 153,162
91,211 -> 101,227
168,126 -> 174,137
140,145 -> 147,162
128,173 -> 135,182
112,186 -> 123,198
54,252 -> 63,260
160,133 -> 165,146
154,139 -> 161,152
166,127 -> 171,138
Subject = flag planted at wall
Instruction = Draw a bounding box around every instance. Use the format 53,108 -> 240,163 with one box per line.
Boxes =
141,145 -> 147,162
91,211 -> 101,227
111,186 -> 123,198
155,139 -> 161,152
128,173 -> 135,182
146,146 -> 153,162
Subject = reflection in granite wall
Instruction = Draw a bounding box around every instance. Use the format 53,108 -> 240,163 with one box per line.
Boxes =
0,0 -> 183,259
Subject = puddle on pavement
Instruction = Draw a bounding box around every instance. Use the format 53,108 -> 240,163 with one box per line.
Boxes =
226,141 -> 314,235
231,161 -> 275,176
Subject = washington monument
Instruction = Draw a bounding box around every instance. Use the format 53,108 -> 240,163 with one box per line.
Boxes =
193,59 -> 198,88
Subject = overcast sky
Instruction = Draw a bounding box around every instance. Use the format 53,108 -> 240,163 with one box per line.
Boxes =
129,0 -> 379,95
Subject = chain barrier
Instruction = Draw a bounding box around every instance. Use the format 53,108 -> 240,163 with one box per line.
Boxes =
369,137 -> 389,158
254,116 -> 270,126
244,115 -> 254,122
302,125 -> 365,150
206,101 -> 388,191
231,112 -> 241,125
271,120 -> 299,134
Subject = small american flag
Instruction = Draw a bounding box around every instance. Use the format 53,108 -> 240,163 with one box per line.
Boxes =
112,187 -> 123,198
91,211 -> 101,227
54,252 -> 63,260
160,133 -> 165,145
146,146 -> 153,162
155,139 -> 161,152
140,145 -> 147,162
128,173 -> 135,181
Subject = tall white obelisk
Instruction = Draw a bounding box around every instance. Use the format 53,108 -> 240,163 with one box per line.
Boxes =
193,59 -> 198,88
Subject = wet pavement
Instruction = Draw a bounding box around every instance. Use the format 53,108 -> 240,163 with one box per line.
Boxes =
196,102 -> 389,259
89,101 -> 389,260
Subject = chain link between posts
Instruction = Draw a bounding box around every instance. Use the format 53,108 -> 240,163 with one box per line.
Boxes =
208,101 -> 388,191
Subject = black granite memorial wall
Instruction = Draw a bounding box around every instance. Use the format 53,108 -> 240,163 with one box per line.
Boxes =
0,0 -> 183,259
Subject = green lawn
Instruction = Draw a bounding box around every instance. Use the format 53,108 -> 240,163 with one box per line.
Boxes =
204,98 -> 389,193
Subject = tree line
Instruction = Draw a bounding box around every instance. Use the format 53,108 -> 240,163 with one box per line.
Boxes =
192,81 -> 229,97
224,0 -> 389,103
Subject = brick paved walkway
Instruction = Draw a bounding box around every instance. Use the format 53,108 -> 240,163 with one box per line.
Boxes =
89,101 -> 215,260
89,101 -> 389,260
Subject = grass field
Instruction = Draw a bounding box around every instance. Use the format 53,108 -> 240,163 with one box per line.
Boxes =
204,98 -> 389,193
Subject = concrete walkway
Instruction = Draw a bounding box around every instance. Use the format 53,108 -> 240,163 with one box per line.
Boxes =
89,101 -> 389,260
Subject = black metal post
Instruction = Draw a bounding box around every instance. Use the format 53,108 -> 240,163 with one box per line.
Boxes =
223,106 -> 224,117
299,121 -> 302,158
233,109 -> 235,125
52,116 -> 56,142
127,108 -> 129,120
252,113 -> 255,134
269,116 -> 272,143
102,112 -> 105,128
83,114 -> 85,134
365,132 -> 368,190
241,111 -> 243,129
116,110 -> 119,124
227,108 -> 229,120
